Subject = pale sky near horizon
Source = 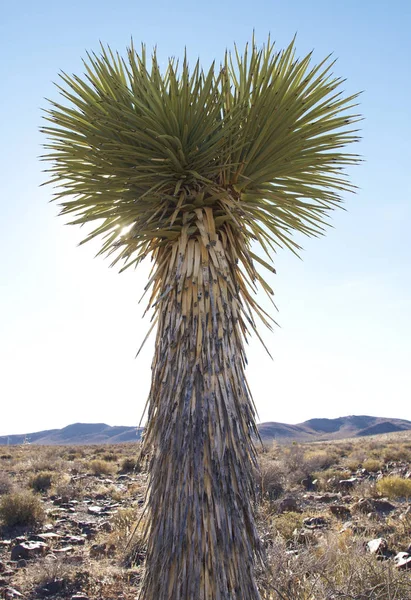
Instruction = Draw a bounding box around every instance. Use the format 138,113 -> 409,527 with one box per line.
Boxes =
1,0 -> 410,436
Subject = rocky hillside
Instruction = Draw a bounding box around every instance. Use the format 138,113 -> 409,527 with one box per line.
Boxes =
2,415 -> 411,446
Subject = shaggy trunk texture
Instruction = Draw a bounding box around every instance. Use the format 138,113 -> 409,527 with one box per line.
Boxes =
140,207 -> 264,599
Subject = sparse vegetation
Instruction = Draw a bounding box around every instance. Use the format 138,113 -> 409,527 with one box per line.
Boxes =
0,489 -> 45,526
0,432 -> 411,599
363,458 -> 384,472
89,458 -> 114,476
376,476 -> 411,499
0,472 -> 13,495
120,457 -> 140,474
29,470 -> 53,492
272,511 -> 305,543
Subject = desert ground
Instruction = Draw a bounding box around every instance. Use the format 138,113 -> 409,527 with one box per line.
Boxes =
1,432 -> 411,599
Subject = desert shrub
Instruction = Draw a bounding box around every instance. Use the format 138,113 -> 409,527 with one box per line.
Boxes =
260,533 -> 411,600
280,445 -> 312,485
382,445 -> 411,463
0,490 -> 45,526
0,473 -> 13,495
107,507 -> 146,567
102,452 -> 118,462
68,459 -> 87,476
355,478 -> 379,499
376,476 -> 411,499
30,471 -> 53,492
0,453 -> 12,460
272,512 -> 304,543
303,449 -> 335,471
120,457 -> 140,474
363,458 -> 383,472
65,449 -> 85,461
52,474 -> 83,501
312,467 -> 351,491
260,460 -> 285,500
89,459 -> 114,476
12,556 -> 85,599
93,447 -> 106,455
343,448 -> 366,471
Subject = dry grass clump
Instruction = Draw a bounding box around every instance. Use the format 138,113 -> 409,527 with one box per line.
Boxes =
343,448 -> 366,471
102,452 -> 118,462
260,460 -> 286,500
64,448 -> 85,461
29,470 -> 54,492
376,476 -> 411,499
0,489 -> 45,527
0,452 -> 13,460
89,458 -> 114,476
51,473 -> 84,501
107,507 -> 146,569
311,467 -> 352,491
382,444 -> 411,463
363,458 -> 384,472
271,511 -> 305,543
12,555 -> 89,599
120,456 -> 140,474
260,533 -> 411,600
0,472 -> 13,495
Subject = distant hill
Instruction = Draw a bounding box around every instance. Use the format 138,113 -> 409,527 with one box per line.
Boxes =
1,415 -> 411,446
258,415 -> 411,442
0,423 -> 144,446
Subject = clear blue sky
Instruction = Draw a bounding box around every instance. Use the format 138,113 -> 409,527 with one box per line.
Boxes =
1,0 -> 410,435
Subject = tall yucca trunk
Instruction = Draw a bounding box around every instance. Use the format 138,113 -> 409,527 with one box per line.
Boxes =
140,207 -> 263,599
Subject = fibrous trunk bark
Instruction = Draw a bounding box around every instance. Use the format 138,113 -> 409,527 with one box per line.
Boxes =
140,207 -> 263,599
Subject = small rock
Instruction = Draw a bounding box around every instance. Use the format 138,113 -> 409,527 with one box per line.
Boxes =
394,552 -> 411,570
30,532 -> 61,542
329,505 -> 351,518
11,541 -> 49,561
12,537 -> 27,544
89,543 -> 107,558
339,478 -> 358,490
301,476 -> 315,491
75,521 -> 98,538
16,559 -> 27,569
278,497 -> 301,513
372,499 -> 396,513
100,521 -> 113,533
3,589 -> 23,599
53,546 -> 74,554
71,595 -> 89,600
303,516 -> 328,529
315,493 -> 341,503
367,537 -> 388,556
64,535 -> 86,545
38,578 -> 65,597
87,505 -> 103,515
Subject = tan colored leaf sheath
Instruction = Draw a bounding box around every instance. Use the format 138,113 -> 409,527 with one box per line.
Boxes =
140,209 -> 263,599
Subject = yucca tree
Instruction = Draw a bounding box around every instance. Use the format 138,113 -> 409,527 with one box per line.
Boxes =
42,37 -> 360,600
